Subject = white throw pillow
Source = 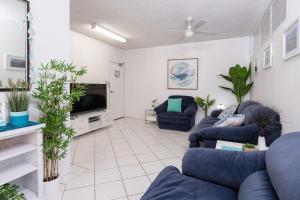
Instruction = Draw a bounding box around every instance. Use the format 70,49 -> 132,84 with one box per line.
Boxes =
215,114 -> 245,127
218,105 -> 238,120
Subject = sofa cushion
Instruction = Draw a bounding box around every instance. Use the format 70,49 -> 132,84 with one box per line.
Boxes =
167,98 -> 182,113
157,112 -> 189,124
266,132 -> 300,200
237,100 -> 260,114
169,95 -> 194,111
142,166 -> 238,200
238,171 -> 279,200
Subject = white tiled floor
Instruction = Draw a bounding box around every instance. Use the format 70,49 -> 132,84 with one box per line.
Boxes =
60,118 -> 189,200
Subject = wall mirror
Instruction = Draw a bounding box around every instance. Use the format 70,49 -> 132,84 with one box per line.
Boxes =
0,0 -> 29,91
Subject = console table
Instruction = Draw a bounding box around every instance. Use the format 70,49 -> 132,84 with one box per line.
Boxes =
0,122 -> 44,200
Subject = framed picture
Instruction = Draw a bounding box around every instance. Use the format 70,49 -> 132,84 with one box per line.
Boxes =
263,44 -> 273,69
283,18 -> 300,60
4,54 -> 26,71
167,58 -> 198,90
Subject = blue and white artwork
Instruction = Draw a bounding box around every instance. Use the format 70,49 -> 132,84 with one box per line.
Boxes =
168,58 -> 198,90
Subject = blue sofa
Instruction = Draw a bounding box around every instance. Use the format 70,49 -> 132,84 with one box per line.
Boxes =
142,132 -> 300,200
189,100 -> 282,148
154,95 -> 198,131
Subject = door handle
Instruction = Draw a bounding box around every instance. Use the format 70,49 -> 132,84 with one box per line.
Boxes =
110,90 -> 115,93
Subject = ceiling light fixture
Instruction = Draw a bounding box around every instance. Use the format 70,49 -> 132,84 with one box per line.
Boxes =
91,23 -> 127,43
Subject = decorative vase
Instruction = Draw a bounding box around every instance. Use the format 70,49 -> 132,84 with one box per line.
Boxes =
258,136 -> 268,150
10,111 -> 29,126
43,176 -> 60,200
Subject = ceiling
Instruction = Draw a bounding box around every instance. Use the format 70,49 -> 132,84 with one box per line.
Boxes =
71,0 -> 269,49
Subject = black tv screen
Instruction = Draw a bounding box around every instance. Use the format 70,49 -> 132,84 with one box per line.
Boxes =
71,83 -> 107,115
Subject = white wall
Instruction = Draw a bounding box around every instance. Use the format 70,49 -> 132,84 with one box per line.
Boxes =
125,37 -> 250,122
70,31 -> 125,83
251,0 -> 300,133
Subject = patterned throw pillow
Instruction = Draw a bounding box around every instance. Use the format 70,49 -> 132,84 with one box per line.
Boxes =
218,105 -> 238,120
214,114 -> 245,127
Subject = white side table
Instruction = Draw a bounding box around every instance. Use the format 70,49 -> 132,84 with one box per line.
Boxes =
145,109 -> 157,123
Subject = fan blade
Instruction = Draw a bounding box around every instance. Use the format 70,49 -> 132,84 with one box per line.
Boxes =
194,20 -> 207,30
161,29 -> 186,32
194,31 -> 216,36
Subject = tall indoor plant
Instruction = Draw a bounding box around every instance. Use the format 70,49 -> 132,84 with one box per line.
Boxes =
219,64 -> 253,103
195,95 -> 216,117
32,60 -> 86,199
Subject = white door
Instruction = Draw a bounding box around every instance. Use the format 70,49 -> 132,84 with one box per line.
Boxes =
109,62 -> 125,120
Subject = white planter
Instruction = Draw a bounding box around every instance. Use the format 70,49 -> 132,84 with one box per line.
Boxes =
43,176 -> 60,200
258,136 -> 268,150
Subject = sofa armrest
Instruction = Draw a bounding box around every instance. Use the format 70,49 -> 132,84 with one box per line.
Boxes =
201,124 -> 260,144
183,103 -> 198,116
154,101 -> 168,114
182,148 -> 266,189
210,109 -> 223,118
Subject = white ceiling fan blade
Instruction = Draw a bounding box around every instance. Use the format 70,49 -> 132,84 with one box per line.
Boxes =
194,20 -> 207,30
194,31 -> 216,36
161,29 -> 186,32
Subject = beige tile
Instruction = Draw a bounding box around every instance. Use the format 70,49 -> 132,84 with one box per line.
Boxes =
65,172 -> 94,190
63,186 -> 94,200
142,161 -> 165,174
95,168 -> 121,184
120,164 -> 145,179
136,153 -> 158,163
123,176 -> 151,196
117,156 -> 139,166
95,181 -> 126,200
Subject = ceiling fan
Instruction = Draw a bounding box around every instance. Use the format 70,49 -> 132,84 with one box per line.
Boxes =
163,16 -> 216,39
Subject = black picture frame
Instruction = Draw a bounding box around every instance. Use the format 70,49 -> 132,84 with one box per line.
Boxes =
0,0 -> 30,92
167,58 -> 199,90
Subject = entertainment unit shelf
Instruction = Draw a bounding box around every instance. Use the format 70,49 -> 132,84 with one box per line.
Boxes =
71,110 -> 112,137
0,123 -> 44,200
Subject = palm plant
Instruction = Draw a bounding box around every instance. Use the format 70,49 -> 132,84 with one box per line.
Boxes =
32,60 -> 86,182
0,183 -> 26,200
195,95 -> 216,117
219,64 -> 253,103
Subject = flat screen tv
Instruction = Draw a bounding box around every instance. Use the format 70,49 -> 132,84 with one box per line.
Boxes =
71,83 -> 107,115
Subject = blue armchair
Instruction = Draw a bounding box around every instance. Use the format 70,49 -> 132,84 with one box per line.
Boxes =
189,100 -> 282,148
142,132 -> 300,200
154,95 -> 198,131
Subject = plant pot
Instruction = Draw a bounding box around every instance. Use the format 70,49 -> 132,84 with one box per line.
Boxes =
43,176 -> 60,200
258,136 -> 268,150
10,111 -> 29,126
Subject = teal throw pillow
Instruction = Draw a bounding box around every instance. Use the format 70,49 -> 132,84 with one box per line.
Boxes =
167,98 -> 182,113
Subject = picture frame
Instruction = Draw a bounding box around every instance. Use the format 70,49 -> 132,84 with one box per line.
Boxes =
263,44 -> 273,69
283,18 -> 300,60
167,58 -> 198,90
4,54 -> 26,71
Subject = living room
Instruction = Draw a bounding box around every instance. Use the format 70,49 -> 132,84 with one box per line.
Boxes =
0,0 -> 299,200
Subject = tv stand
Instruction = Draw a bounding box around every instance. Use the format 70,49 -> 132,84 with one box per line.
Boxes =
70,110 -> 112,137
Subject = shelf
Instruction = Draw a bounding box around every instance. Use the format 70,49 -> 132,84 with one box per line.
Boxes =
20,187 -> 38,200
0,163 -> 37,185
0,143 -> 37,162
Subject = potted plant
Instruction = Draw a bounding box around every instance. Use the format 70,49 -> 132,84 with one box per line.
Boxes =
0,183 -> 26,200
7,81 -> 29,126
32,60 -> 86,200
243,143 -> 257,152
195,95 -> 216,117
219,64 -> 253,103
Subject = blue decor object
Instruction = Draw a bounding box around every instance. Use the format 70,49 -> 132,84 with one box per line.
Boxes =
10,111 -> 29,126
0,121 -> 6,127
168,59 -> 198,90
0,121 -> 40,132
167,98 -> 182,113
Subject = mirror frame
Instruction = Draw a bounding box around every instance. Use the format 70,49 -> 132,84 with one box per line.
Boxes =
0,0 -> 30,92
